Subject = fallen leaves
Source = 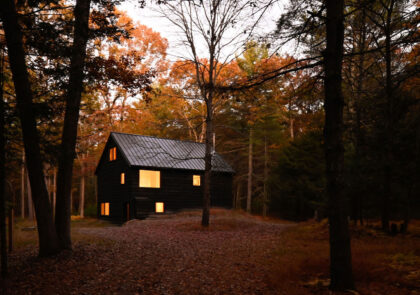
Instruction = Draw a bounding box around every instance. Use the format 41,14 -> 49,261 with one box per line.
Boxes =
1,212 -> 292,295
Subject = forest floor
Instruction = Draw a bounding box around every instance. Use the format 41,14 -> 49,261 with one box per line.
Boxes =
1,209 -> 419,295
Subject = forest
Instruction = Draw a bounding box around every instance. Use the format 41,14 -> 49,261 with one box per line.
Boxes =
0,0 -> 419,294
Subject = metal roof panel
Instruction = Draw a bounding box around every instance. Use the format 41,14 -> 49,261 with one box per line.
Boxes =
110,132 -> 235,173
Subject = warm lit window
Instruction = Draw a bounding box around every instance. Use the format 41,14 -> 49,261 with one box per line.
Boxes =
109,147 -> 117,161
139,170 -> 160,188
121,173 -> 125,184
100,202 -> 110,216
155,202 -> 164,213
193,175 -> 201,186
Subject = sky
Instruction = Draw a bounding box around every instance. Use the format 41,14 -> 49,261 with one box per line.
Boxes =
118,0 -> 286,62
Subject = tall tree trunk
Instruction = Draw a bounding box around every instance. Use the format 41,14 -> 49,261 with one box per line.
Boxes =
20,155 -> 25,219
202,96 -> 213,227
8,208 -> 13,254
353,3 -> 367,226
246,128 -> 253,213
381,1 -> 395,232
324,0 -> 354,290
1,0 -> 60,257
290,118 -> 294,140
262,135 -> 268,217
26,171 -> 33,221
79,176 -> 85,218
0,44 -> 8,277
53,168 -> 56,219
55,0 -> 92,249
235,182 -> 241,209
288,100 -> 295,140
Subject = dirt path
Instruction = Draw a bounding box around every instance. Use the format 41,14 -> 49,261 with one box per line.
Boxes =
3,212 -> 294,295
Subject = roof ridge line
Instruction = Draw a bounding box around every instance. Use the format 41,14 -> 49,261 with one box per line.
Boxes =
110,131 -> 204,145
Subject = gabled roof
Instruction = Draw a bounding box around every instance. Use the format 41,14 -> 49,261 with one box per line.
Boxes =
104,132 -> 235,173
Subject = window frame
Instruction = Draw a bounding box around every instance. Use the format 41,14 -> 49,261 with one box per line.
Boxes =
139,170 -> 161,188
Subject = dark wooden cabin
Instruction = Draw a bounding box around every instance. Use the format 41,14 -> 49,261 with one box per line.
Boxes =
95,132 -> 235,223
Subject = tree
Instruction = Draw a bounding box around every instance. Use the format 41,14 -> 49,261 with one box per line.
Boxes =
0,38 -> 7,276
159,0 -> 273,226
55,0 -> 92,250
236,41 -> 269,214
324,0 -> 354,290
1,0 -> 124,254
364,0 -> 418,232
1,0 -> 60,256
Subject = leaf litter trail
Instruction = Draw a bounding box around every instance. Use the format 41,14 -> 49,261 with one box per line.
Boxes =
5,211 -> 294,295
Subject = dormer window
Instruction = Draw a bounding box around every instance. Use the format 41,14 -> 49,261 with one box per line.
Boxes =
109,147 -> 117,161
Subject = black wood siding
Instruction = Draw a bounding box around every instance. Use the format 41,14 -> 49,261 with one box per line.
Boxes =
127,168 -> 233,218
97,137 -> 233,222
97,140 -> 132,223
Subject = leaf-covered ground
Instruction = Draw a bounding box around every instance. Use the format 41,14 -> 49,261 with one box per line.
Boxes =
1,210 -> 419,295
2,210 -> 294,295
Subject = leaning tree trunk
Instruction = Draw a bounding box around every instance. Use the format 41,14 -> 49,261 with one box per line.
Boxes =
55,0 -> 92,249
0,0 -> 60,256
324,0 -> 354,290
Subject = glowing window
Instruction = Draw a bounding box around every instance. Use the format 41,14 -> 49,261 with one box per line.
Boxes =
109,147 -> 117,161
121,173 -> 125,184
193,175 -> 201,186
100,202 -> 110,216
139,170 -> 160,188
155,202 -> 164,213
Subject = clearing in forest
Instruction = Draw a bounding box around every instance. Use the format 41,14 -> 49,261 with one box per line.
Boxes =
2,209 -> 420,295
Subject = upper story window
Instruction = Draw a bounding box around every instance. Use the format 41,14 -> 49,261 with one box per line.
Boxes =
139,170 -> 160,188
121,173 -> 125,184
193,175 -> 201,186
109,147 -> 117,161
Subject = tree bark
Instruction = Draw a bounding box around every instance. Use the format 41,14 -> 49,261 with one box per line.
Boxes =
55,0 -> 92,249
0,0 -> 60,256
381,0 -> 395,232
324,0 -> 354,290
53,168 -> 56,219
290,118 -> 294,140
202,96 -> 213,227
246,128 -> 253,213
353,2 -> 367,226
21,155 -> 25,219
79,175 -> 85,218
263,136 -> 268,217
26,170 -> 33,221
0,44 -> 8,277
